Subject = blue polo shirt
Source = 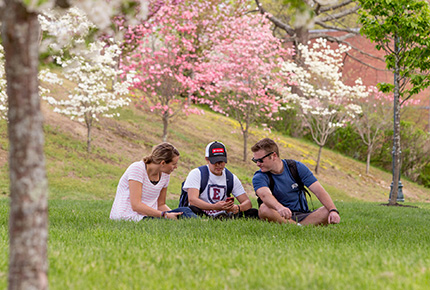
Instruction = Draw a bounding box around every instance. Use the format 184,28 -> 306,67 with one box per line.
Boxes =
252,160 -> 317,212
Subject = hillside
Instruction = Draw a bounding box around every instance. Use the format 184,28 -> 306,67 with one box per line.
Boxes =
0,100 -> 429,203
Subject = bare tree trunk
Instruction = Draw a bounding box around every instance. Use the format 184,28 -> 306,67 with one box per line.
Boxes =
315,145 -> 323,174
162,112 -> 168,142
366,145 -> 372,175
85,113 -> 92,153
2,1 -> 49,289
389,36 -> 401,205
242,129 -> 248,162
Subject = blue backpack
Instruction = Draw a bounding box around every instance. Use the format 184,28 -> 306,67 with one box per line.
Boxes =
178,165 -> 234,207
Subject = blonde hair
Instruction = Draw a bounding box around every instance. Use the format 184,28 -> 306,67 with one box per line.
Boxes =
251,138 -> 280,157
143,142 -> 180,164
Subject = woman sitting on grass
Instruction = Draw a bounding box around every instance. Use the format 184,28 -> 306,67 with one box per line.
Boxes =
110,142 -> 197,221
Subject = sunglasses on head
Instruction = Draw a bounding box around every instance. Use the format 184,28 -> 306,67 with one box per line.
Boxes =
252,151 -> 274,164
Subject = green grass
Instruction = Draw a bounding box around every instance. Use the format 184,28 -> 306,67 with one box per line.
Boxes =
1,198 -> 429,290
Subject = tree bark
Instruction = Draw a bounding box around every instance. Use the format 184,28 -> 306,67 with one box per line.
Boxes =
315,145 -> 323,174
162,112 -> 169,142
85,113 -> 92,153
366,146 -> 371,175
243,129 -> 248,162
389,35 -> 401,205
2,1 -> 49,289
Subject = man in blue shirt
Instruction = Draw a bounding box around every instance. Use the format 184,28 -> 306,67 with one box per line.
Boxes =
251,138 -> 340,225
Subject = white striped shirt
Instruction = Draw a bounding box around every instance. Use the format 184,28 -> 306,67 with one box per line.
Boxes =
110,161 -> 170,221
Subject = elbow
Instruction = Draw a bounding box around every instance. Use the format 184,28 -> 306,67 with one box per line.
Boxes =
131,201 -> 140,212
189,197 -> 198,206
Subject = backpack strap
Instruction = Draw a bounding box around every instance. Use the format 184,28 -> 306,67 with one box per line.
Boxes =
224,167 -> 234,197
256,159 -> 312,211
198,165 -> 209,194
285,159 -> 312,211
199,165 -> 233,197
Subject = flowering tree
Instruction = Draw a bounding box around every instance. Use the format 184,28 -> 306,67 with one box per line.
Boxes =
282,38 -> 367,174
40,9 -> 132,153
195,14 -> 293,161
121,2 -> 199,142
121,0 -> 251,142
1,0 -> 148,288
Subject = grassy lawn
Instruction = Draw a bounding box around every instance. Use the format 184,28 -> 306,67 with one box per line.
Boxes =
1,198 -> 429,290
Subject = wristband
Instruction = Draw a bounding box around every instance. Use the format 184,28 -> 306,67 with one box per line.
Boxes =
237,204 -> 241,212
329,209 -> 339,215
161,211 -> 166,218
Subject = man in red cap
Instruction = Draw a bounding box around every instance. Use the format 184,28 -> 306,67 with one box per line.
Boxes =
183,141 -> 258,219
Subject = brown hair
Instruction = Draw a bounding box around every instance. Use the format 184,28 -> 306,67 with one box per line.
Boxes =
143,142 -> 180,165
251,138 -> 280,157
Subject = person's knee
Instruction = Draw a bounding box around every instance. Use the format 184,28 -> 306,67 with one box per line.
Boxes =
258,204 -> 271,220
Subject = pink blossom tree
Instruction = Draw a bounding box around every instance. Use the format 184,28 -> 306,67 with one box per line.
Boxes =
120,0 -> 250,142
121,4 -> 202,141
195,14 -> 293,161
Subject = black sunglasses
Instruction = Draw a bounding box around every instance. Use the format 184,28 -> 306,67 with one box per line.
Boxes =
252,152 -> 274,163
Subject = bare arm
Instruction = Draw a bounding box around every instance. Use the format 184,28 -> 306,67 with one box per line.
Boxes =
188,188 -> 232,211
256,186 -> 292,219
157,187 -> 171,212
308,181 -> 340,224
129,180 -> 180,220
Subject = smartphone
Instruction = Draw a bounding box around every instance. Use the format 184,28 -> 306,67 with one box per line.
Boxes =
226,197 -> 234,202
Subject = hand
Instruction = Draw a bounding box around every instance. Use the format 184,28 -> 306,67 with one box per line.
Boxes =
276,206 -> 292,219
216,200 -> 234,211
165,212 -> 182,220
328,211 -> 340,224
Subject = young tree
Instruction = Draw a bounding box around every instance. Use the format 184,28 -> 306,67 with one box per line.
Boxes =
282,38 -> 366,174
358,0 -> 430,205
120,0 -> 251,142
121,3 -> 202,142
351,87 -> 392,175
195,14 -> 293,161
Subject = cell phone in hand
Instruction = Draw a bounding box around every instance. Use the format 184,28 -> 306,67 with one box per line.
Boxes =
226,197 -> 234,202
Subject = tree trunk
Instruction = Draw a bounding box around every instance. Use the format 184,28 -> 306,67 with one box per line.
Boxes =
162,112 -> 169,142
389,36 -> 401,205
366,145 -> 372,175
242,129 -> 248,162
315,145 -> 323,174
2,1 -> 49,289
85,113 -> 92,153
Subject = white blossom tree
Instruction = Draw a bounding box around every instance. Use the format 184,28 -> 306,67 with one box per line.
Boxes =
40,8 -> 132,152
283,38 -> 367,174
1,1 -> 148,289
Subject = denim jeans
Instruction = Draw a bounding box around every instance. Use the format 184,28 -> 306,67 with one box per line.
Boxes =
167,207 -> 198,218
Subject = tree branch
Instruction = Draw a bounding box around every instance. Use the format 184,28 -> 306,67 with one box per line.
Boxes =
254,0 -> 295,36
318,0 -> 357,13
316,6 -> 360,23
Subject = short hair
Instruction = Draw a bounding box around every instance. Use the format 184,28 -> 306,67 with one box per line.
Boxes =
251,138 -> 279,157
143,142 -> 180,164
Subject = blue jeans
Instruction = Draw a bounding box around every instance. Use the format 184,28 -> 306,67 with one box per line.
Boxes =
168,207 -> 198,218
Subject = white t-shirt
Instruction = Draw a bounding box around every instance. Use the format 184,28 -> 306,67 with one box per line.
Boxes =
182,165 -> 246,216
110,161 -> 169,221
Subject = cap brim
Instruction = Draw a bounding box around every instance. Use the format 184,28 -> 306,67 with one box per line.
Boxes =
208,156 -> 227,164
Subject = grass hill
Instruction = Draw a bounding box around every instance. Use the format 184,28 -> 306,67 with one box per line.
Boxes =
0,99 -> 429,204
